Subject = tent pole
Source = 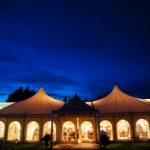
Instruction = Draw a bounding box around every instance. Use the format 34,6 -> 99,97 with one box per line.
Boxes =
4,117 -> 8,140
76,117 -> 79,143
22,116 -> 25,143
40,116 -> 43,141
97,112 -> 101,150
113,115 -> 116,142
50,112 -> 54,150
94,112 -> 97,143
130,112 -> 135,142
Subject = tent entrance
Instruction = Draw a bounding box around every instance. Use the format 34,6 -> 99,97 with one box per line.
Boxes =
80,121 -> 94,143
61,117 -> 95,143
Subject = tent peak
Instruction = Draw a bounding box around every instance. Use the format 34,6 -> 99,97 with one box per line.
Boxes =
110,85 -> 123,95
37,87 -> 47,95
112,85 -> 120,91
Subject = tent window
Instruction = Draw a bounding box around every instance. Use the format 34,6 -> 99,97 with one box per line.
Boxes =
81,121 -> 93,141
100,120 -> 113,140
43,121 -> 56,141
0,121 -> 5,138
62,121 -> 75,142
8,121 -> 21,141
117,119 -> 131,140
136,119 -> 150,139
26,121 -> 39,141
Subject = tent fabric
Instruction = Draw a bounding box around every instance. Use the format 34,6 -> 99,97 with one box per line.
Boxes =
0,85 -> 150,115
145,99 -> 150,103
58,94 -> 94,112
88,85 -> 150,114
0,102 -> 14,110
0,88 -> 64,115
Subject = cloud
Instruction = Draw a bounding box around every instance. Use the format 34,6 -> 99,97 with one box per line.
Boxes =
0,52 -> 19,64
0,64 -> 82,99
14,70 -> 76,86
0,92 -> 7,96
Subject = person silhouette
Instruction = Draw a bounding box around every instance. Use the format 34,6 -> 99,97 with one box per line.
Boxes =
43,134 -> 51,149
100,131 -> 109,149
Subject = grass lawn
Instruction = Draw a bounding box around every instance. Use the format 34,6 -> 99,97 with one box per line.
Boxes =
108,142 -> 150,150
0,142 -> 45,150
1,142 -> 150,150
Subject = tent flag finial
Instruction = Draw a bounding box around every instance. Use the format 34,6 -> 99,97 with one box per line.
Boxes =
114,80 -> 118,86
40,83 -> 44,88
113,80 -> 119,89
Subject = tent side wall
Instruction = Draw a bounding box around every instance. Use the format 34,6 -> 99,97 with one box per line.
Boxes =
99,113 -> 150,142
0,113 -> 150,143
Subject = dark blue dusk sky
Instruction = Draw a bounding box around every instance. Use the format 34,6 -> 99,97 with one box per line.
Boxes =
0,0 -> 150,101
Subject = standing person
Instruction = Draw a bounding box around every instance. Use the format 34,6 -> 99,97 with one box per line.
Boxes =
43,134 -> 51,149
100,131 -> 109,149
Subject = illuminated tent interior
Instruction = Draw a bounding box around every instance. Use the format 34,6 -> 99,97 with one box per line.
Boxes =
43,121 -> 56,141
54,94 -> 97,143
26,121 -> 39,141
117,119 -> 131,140
0,121 -> 5,138
62,121 -> 75,142
81,121 -> 94,141
0,85 -> 150,143
8,121 -> 21,141
100,120 -> 113,140
136,119 -> 150,139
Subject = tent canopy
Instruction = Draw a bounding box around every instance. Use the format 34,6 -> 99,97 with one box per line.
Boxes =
58,94 -> 95,112
0,88 -> 64,115
89,85 -> 150,114
0,85 -> 150,115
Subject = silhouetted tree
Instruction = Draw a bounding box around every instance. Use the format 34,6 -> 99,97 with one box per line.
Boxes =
63,96 -> 68,103
7,86 -> 36,102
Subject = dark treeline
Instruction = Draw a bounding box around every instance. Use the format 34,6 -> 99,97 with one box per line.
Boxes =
7,86 -> 36,102
6,87 -> 108,102
63,92 -> 109,104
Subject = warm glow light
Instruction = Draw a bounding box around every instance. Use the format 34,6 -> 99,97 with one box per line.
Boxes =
62,121 -> 75,142
0,121 -> 5,138
8,121 -> 21,141
81,121 -> 93,141
117,119 -> 131,140
136,119 -> 150,139
26,121 -> 39,141
43,121 -> 56,141
100,120 -> 113,140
